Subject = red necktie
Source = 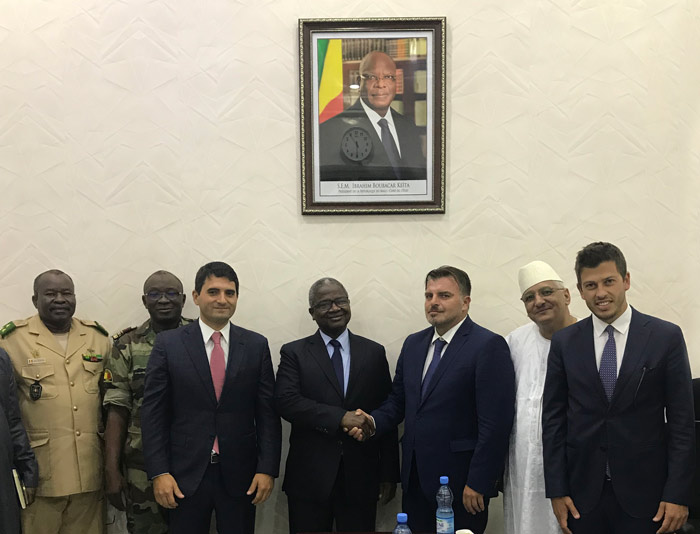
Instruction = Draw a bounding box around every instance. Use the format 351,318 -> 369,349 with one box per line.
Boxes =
210,331 -> 226,453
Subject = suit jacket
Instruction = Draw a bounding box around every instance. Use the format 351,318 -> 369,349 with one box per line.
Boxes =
542,308 -> 695,517
372,317 -> 515,501
141,321 -> 281,497
1,348 -> 38,534
319,100 -> 426,181
274,330 -> 399,502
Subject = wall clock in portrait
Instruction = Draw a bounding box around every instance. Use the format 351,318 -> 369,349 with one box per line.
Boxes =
341,127 -> 373,162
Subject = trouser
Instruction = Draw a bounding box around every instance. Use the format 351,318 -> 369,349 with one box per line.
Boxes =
125,467 -> 168,534
22,490 -> 105,534
570,479 -> 659,534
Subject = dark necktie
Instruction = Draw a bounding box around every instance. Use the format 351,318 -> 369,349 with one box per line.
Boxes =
422,338 -> 447,399
378,118 -> 402,179
600,325 -> 617,400
329,339 -> 344,395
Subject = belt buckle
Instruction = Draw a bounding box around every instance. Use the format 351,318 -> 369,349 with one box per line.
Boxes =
210,452 -> 220,464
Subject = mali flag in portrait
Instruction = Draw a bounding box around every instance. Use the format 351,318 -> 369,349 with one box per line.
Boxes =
317,39 -> 344,123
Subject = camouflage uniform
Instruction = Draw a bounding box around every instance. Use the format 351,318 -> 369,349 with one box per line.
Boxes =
103,317 -> 191,534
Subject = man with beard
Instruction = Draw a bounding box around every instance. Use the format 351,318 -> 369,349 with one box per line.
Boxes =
0,269 -> 111,534
274,277 -> 399,533
503,261 -> 576,534
103,271 -> 191,534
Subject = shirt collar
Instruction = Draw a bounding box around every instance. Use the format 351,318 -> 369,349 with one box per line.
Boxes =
591,304 -> 632,337
198,318 -> 230,345
359,98 -> 396,130
319,328 -> 349,350
431,315 -> 468,345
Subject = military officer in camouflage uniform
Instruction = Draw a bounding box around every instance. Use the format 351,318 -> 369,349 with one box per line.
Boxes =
103,271 -> 190,534
0,269 -> 111,534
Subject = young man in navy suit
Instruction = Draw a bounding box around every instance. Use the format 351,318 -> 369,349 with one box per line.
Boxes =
542,242 -> 695,534
352,266 -> 515,534
141,262 -> 281,534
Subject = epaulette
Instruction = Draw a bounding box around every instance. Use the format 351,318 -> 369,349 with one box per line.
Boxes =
112,325 -> 137,341
0,319 -> 27,339
79,319 -> 109,337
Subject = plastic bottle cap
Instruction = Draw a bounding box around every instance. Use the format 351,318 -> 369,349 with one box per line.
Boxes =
440,475 -> 449,484
397,512 -> 408,523
456,530 -> 474,534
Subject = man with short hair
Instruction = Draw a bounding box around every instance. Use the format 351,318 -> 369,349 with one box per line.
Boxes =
0,269 -> 111,534
274,277 -> 399,534
503,261 -> 576,534
543,242 -> 695,534
352,266 -> 515,534
319,50 -> 426,181
103,270 -> 191,534
141,261 -> 281,534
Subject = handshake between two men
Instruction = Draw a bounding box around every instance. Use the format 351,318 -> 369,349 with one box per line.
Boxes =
341,409 -> 374,441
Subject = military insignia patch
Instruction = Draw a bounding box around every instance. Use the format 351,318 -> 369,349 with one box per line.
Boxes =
82,350 -> 103,362
103,369 -> 113,383
0,321 -> 16,338
30,381 -> 42,400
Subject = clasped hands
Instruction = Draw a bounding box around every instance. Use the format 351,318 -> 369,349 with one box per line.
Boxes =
341,409 -> 374,441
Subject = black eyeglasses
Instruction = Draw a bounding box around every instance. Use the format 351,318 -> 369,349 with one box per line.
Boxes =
144,290 -> 182,302
311,298 -> 350,313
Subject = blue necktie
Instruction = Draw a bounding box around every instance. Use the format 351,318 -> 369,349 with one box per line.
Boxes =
329,339 -> 344,395
422,338 -> 447,399
378,118 -> 402,179
600,325 -> 617,400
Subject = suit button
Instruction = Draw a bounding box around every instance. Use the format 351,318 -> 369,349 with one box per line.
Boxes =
35,373 -> 40,379
75,430 -> 81,436
73,406 -> 78,411
66,359 -> 70,365
70,381 -> 75,387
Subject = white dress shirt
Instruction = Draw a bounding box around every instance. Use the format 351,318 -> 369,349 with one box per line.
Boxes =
422,316 -> 468,380
198,319 -> 230,367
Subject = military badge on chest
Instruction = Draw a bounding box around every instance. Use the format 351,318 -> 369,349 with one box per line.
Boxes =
341,127 -> 373,163
30,381 -> 42,401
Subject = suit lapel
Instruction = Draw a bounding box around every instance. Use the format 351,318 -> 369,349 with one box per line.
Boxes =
219,324 -> 245,404
345,331 -> 365,401
576,318 -> 610,405
183,322 -> 217,404
420,317 -> 473,405
611,309 -> 649,406
308,331 -> 343,398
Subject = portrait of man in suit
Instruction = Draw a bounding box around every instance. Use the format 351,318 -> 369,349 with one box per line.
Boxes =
141,261 -> 281,534
542,242 -> 696,534
274,277 -> 399,533
351,265 -> 515,534
319,50 -> 427,182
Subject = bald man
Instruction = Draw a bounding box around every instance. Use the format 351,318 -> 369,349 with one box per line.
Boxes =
319,50 -> 426,181
103,271 -> 191,534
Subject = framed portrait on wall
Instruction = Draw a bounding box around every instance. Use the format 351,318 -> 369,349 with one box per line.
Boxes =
299,18 -> 446,215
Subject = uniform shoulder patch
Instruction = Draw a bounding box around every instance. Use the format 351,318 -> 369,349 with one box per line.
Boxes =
112,326 -> 137,341
0,321 -> 16,338
103,368 -> 113,383
80,319 -> 109,337
0,319 -> 27,338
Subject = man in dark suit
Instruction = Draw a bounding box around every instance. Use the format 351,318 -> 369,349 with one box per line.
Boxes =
542,242 -> 695,534
274,277 -> 399,533
352,266 -> 515,534
141,261 -> 282,534
319,51 -> 426,182
1,348 -> 38,534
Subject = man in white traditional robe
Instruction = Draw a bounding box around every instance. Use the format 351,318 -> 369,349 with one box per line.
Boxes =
503,261 -> 576,534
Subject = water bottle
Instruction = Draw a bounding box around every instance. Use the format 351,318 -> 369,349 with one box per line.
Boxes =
393,512 -> 412,534
436,475 -> 455,534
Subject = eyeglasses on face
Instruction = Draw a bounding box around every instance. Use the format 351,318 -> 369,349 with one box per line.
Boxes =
144,290 -> 182,302
360,74 -> 396,83
521,286 -> 565,304
311,297 -> 350,313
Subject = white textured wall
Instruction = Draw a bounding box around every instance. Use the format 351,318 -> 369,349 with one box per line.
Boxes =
1,1 -> 699,532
